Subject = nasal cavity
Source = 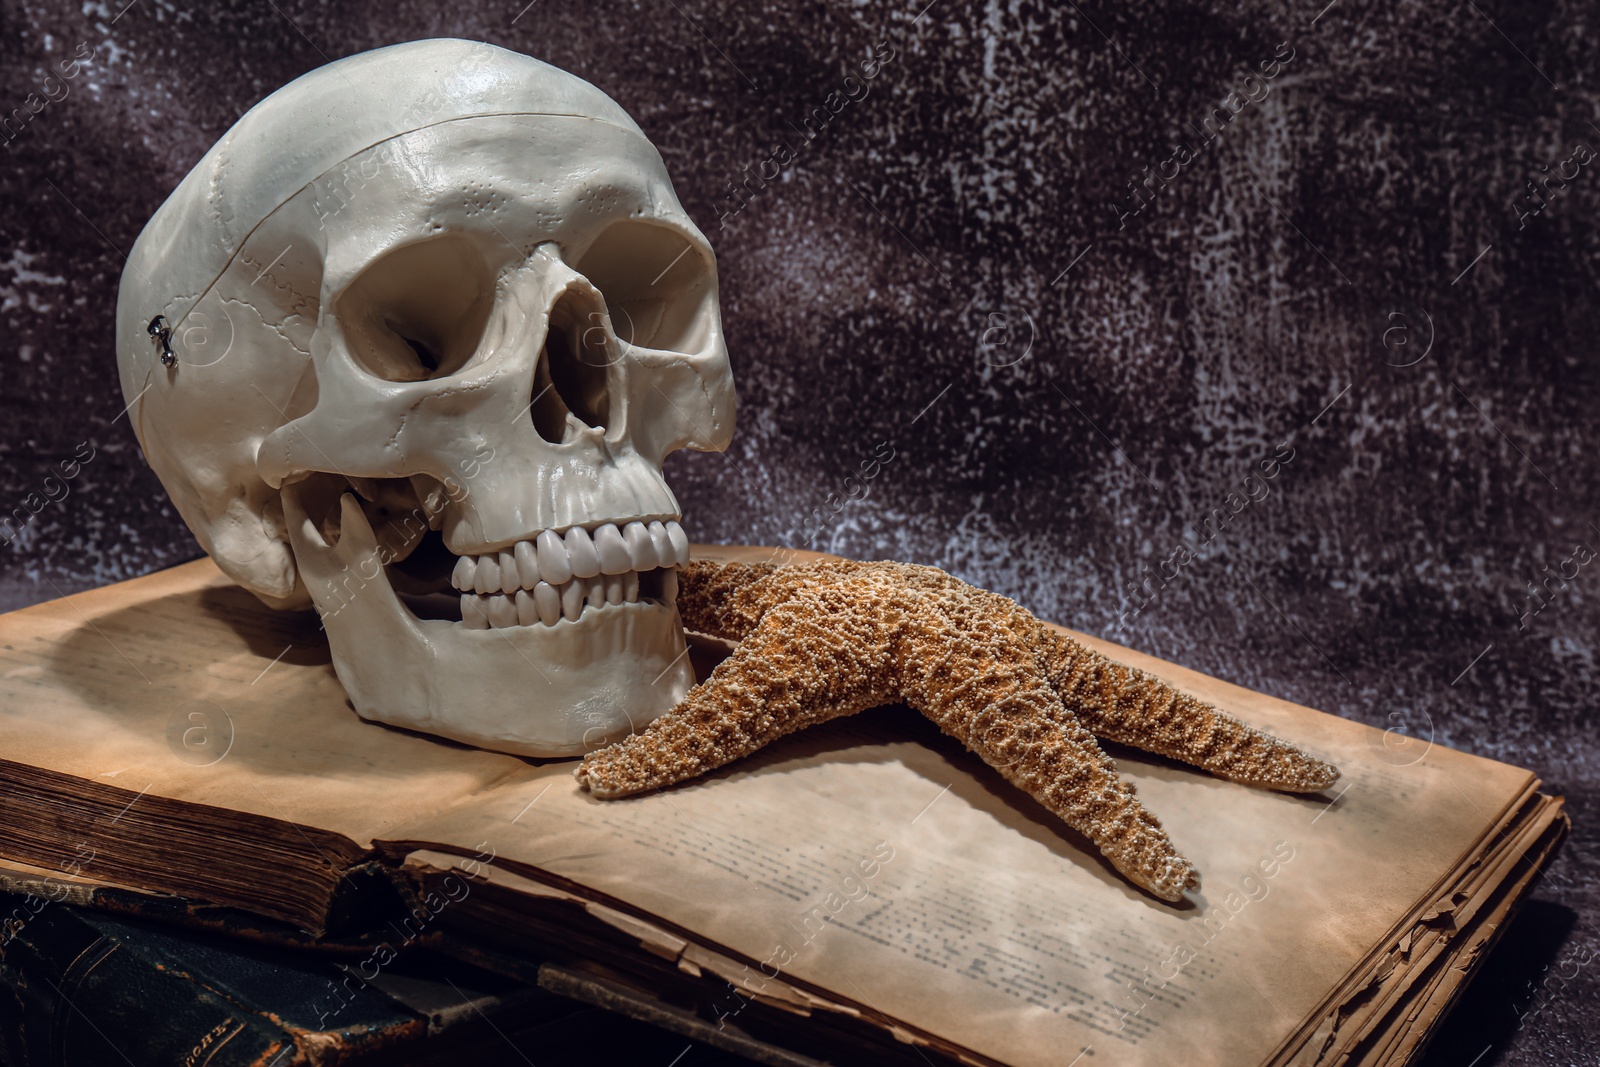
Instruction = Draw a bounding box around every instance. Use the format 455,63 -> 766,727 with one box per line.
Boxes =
530,288 -> 612,444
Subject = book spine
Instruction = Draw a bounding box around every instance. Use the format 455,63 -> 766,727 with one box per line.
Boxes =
0,896 -> 301,1067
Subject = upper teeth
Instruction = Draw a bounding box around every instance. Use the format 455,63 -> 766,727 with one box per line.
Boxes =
450,520 -> 690,593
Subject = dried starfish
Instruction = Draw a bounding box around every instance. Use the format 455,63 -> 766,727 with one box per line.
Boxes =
577,559 -> 1339,901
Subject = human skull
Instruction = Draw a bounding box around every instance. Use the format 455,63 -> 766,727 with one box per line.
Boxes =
114,40 -> 735,756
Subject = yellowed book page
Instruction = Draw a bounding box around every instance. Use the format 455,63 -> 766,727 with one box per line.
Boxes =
390,689 -> 1531,1067
0,559 -> 529,844
1277,781 -> 1541,1067
1298,794 -> 1556,1067
1368,827 -> 1557,1067
1279,792 -> 1552,1066
1323,800 -> 1564,1067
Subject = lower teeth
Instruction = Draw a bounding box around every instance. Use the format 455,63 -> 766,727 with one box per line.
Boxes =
458,568 -> 675,629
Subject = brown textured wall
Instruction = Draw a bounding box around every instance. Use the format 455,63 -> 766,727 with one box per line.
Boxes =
0,2 -> 1594,1062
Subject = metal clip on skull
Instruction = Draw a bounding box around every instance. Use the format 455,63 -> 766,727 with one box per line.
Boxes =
147,315 -> 176,367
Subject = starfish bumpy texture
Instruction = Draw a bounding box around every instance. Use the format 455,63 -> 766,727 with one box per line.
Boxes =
576,559 -> 1339,901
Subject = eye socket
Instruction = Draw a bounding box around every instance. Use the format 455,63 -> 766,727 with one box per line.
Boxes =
571,221 -> 716,354
339,236 -> 493,382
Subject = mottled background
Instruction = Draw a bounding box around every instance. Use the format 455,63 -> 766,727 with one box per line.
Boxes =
1,0 -> 1596,1063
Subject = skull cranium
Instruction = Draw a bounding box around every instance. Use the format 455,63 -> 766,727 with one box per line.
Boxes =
115,40 -> 735,756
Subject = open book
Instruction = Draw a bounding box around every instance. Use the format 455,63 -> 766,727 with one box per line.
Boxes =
0,548 -> 1566,1066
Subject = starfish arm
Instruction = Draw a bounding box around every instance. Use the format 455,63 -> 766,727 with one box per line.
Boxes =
889,597 -> 1199,901
877,561 -> 1339,793
1036,628 -> 1339,792
577,577 -> 898,798
674,560 -> 864,641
